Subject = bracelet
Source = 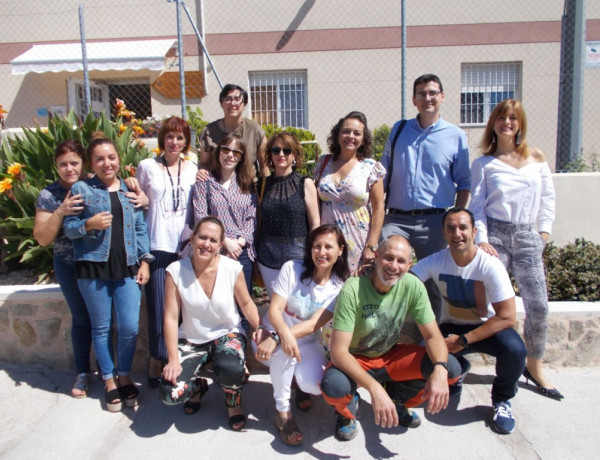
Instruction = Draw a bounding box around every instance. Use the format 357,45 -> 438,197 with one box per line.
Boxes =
433,361 -> 448,371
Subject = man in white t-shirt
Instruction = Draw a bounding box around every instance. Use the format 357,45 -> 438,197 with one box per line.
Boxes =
411,208 -> 526,435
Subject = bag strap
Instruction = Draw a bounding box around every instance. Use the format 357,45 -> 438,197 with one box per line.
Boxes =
255,177 -> 266,238
314,154 -> 331,188
384,120 -> 407,210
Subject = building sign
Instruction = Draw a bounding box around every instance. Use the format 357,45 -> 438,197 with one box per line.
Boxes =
586,41 -> 600,69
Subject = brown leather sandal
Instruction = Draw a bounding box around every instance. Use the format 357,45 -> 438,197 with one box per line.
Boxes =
276,412 -> 303,446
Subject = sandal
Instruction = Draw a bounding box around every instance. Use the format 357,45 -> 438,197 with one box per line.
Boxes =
119,382 -> 140,408
227,406 -> 247,431
71,373 -> 90,399
184,378 -> 209,415
275,412 -> 303,446
295,387 -> 312,412
105,381 -> 123,413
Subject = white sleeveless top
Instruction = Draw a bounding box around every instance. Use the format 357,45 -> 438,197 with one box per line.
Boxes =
166,255 -> 244,344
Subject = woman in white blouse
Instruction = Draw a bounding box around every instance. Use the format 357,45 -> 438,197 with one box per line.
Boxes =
470,99 -> 562,400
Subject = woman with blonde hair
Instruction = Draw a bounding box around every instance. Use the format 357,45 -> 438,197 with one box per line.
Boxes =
470,99 -> 562,400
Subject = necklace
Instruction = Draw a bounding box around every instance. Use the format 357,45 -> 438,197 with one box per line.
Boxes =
162,155 -> 182,211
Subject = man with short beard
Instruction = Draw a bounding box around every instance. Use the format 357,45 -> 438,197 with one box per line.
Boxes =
320,235 -> 461,441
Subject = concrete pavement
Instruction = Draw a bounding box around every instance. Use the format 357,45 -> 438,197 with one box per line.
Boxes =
1,361 -> 598,460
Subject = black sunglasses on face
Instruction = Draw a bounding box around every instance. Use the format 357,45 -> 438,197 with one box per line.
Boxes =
271,147 -> 293,156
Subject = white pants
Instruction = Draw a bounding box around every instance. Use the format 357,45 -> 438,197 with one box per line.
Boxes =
257,339 -> 327,413
257,262 -> 281,299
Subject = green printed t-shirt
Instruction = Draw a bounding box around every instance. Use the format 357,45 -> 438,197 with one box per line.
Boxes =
333,273 -> 434,358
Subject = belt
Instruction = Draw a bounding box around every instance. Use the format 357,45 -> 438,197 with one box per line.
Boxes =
387,207 -> 446,216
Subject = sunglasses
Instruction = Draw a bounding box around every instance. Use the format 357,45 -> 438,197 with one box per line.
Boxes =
220,145 -> 244,158
270,147 -> 293,156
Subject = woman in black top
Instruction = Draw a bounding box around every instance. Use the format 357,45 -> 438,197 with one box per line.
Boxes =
256,132 -> 320,296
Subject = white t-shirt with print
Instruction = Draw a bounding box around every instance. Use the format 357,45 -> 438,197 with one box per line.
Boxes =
264,260 -> 343,343
411,247 -> 514,325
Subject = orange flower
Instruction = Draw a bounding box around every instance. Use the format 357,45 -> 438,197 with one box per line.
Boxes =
124,164 -> 137,176
119,124 -> 127,134
132,125 -> 145,136
7,163 -> 22,177
0,178 -> 13,193
152,147 -> 161,155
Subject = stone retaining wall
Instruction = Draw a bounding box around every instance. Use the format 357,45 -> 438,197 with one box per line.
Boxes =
1,285 -> 599,371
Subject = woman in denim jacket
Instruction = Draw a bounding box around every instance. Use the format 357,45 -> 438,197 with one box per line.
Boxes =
64,135 -> 153,412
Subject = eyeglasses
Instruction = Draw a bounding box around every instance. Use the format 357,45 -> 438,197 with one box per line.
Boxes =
220,145 -> 244,158
415,90 -> 442,100
222,96 -> 244,104
270,147 -> 293,156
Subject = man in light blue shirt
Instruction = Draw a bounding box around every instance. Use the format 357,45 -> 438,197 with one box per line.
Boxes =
380,74 -> 471,318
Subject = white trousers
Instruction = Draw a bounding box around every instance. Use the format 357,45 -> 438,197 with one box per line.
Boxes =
259,339 -> 327,413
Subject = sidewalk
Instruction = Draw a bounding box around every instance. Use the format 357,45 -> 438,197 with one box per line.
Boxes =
1,361 -> 597,459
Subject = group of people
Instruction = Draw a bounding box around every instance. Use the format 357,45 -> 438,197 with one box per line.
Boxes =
33,74 -> 561,442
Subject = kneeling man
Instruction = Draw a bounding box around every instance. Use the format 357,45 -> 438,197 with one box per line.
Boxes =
320,235 -> 461,441
411,208 -> 526,434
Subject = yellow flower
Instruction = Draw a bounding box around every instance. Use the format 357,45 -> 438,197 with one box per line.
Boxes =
0,178 -> 13,193
0,104 -> 7,115
132,125 -> 145,135
119,124 -> 127,134
7,163 -> 22,177
40,127 -> 49,134
152,147 -> 161,155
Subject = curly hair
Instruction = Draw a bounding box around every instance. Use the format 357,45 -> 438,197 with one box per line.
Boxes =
327,111 -> 373,161
265,131 -> 304,171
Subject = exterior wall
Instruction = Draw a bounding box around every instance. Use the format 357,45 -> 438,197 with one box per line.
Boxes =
552,172 -> 600,246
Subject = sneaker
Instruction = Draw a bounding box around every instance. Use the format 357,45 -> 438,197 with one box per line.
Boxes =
492,400 -> 515,434
335,394 -> 360,441
396,404 -> 421,428
449,356 -> 472,396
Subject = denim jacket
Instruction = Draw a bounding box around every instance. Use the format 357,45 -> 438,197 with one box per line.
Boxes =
63,176 -> 152,266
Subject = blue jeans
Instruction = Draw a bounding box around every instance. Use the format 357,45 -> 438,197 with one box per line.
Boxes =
439,323 -> 526,403
236,247 -> 253,295
78,277 -> 141,380
54,257 -> 92,374
382,212 -> 447,320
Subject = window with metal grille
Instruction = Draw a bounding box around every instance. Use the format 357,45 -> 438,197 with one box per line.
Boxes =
460,62 -> 521,125
248,70 -> 308,129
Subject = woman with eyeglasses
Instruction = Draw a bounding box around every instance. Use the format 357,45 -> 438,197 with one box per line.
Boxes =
315,111 -> 385,273
255,132 -> 320,297
135,117 -> 198,388
198,83 -> 268,178
470,99 -> 562,400
192,133 -> 257,300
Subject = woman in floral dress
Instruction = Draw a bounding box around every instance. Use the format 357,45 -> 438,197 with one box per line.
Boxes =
314,111 -> 385,273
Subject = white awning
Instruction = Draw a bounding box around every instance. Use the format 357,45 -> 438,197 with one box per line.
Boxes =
11,39 -> 176,75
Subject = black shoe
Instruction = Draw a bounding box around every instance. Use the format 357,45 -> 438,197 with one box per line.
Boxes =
523,368 -> 564,400
119,382 -> 140,408
147,376 -> 161,389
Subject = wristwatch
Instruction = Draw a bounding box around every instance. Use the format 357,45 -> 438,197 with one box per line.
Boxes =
269,331 -> 281,345
433,361 -> 448,371
458,334 -> 469,349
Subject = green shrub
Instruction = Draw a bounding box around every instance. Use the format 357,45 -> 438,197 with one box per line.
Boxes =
262,124 -> 321,177
372,124 -> 391,162
0,109 -> 152,281
543,239 -> 600,301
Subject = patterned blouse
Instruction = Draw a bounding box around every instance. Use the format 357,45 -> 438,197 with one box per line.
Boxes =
192,174 -> 258,260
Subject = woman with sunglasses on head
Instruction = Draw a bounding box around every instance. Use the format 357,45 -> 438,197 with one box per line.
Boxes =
254,224 -> 350,446
198,83 -> 268,178
192,133 -> 257,301
134,116 -> 198,388
255,132 -> 320,297
315,111 -> 385,274
470,99 -> 562,400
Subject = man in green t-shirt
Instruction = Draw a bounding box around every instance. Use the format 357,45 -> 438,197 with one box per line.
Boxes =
320,235 -> 461,441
